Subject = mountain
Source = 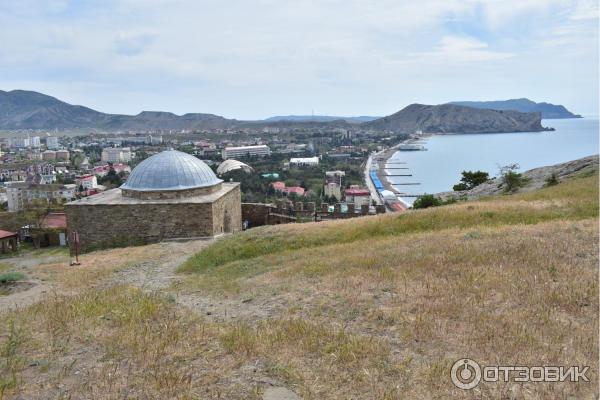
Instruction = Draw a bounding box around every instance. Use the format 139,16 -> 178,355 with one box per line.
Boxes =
0,90 -> 237,130
0,90 -> 552,133
448,98 -> 581,119
363,103 -> 550,134
264,115 -> 380,123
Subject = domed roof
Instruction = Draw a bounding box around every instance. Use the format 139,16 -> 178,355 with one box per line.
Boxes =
121,150 -> 222,191
216,159 -> 254,175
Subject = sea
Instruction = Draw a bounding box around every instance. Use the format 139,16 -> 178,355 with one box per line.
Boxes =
386,118 -> 599,203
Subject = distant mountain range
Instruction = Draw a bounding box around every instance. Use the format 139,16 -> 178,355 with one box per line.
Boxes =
0,89 -> 554,133
264,115 -> 380,123
0,90 -> 236,130
448,98 -> 581,119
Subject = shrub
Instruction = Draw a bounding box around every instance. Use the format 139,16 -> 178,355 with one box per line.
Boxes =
412,194 -> 442,209
0,272 -> 26,284
545,172 -> 559,187
499,164 -> 528,192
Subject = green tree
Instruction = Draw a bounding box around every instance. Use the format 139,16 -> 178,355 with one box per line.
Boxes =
453,170 -> 489,191
499,164 -> 528,192
545,172 -> 559,187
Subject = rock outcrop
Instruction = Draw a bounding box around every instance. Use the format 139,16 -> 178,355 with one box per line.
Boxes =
438,155 -> 598,201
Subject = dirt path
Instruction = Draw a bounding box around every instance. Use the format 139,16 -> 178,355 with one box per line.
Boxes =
109,239 -> 275,322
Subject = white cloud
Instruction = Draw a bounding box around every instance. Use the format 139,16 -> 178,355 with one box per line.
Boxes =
0,0 -> 596,118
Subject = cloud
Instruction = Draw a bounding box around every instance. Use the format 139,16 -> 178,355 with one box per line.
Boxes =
407,36 -> 514,64
114,32 -> 156,56
0,0 -> 596,118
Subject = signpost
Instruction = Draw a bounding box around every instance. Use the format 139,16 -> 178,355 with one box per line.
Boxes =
69,231 -> 81,266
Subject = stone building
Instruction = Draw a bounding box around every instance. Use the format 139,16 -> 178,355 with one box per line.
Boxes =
66,150 -> 241,252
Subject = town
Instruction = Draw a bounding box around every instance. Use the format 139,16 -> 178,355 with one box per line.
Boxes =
0,125 -> 413,251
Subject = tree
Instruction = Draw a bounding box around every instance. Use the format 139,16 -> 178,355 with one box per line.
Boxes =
499,164 -> 527,192
453,170 -> 489,191
412,194 -> 442,209
545,172 -> 559,187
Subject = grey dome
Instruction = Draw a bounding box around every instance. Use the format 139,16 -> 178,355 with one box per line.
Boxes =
121,150 -> 222,191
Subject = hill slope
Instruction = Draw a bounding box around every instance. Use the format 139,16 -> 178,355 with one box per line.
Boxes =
449,98 -> 581,119
0,165 -> 597,399
1,89 -> 555,133
363,103 -> 549,133
0,89 -> 237,130
176,166 -> 597,398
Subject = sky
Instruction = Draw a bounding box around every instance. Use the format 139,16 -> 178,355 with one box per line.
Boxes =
0,0 -> 598,119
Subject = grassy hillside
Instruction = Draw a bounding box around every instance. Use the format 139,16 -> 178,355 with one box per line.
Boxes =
0,171 -> 597,399
178,172 -> 598,398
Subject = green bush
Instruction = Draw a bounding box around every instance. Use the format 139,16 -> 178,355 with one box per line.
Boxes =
545,173 -> 559,187
500,164 -> 528,192
412,194 -> 442,209
0,272 -> 26,284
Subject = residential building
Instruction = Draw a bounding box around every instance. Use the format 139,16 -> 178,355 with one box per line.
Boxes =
92,163 -> 131,177
42,150 -> 56,161
270,181 -> 305,197
344,186 -> 371,208
75,175 -> 98,191
9,137 -> 30,148
6,182 -> 76,212
222,145 -> 271,160
101,147 -> 132,163
55,150 -> 70,161
324,182 -> 342,201
46,136 -> 60,150
290,156 -> 319,167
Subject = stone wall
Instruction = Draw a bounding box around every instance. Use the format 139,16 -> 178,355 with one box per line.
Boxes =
121,182 -> 222,200
211,184 -> 242,235
67,201 -> 215,252
242,203 -> 274,227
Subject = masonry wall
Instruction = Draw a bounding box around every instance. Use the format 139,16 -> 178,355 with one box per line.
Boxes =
211,185 -> 242,235
241,203 -> 273,228
66,202 -> 214,252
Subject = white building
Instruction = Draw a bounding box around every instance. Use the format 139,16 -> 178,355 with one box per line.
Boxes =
101,147 -> 132,163
30,136 -> 41,148
46,136 -> 60,150
290,156 -> 319,167
324,182 -> 342,201
9,137 -> 30,148
75,175 -> 98,191
345,186 -> 372,208
6,182 -> 76,212
222,145 -> 271,160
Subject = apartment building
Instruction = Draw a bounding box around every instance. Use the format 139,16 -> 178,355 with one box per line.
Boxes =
222,145 -> 271,160
101,147 -> 132,163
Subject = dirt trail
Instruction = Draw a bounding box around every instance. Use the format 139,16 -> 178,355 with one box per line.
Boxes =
109,239 -> 275,322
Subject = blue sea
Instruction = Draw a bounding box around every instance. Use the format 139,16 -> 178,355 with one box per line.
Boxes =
386,118 -> 599,201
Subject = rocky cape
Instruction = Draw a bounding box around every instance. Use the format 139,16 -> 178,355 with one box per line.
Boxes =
449,98 -> 581,119
1,89 -> 552,133
437,155 -> 598,201
362,103 -> 551,134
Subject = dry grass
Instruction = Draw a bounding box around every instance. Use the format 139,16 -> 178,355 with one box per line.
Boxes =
181,173 -> 598,274
179,219 -> 598,398
0,172 -> 597,399
33,244 -> 167,290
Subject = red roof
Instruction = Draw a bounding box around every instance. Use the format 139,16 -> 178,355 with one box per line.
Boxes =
271,181 -> 286,190
283,186 -> 305,196
0,230 -> 18,239
345,188 -> 370,196
41,213 -> 67,229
